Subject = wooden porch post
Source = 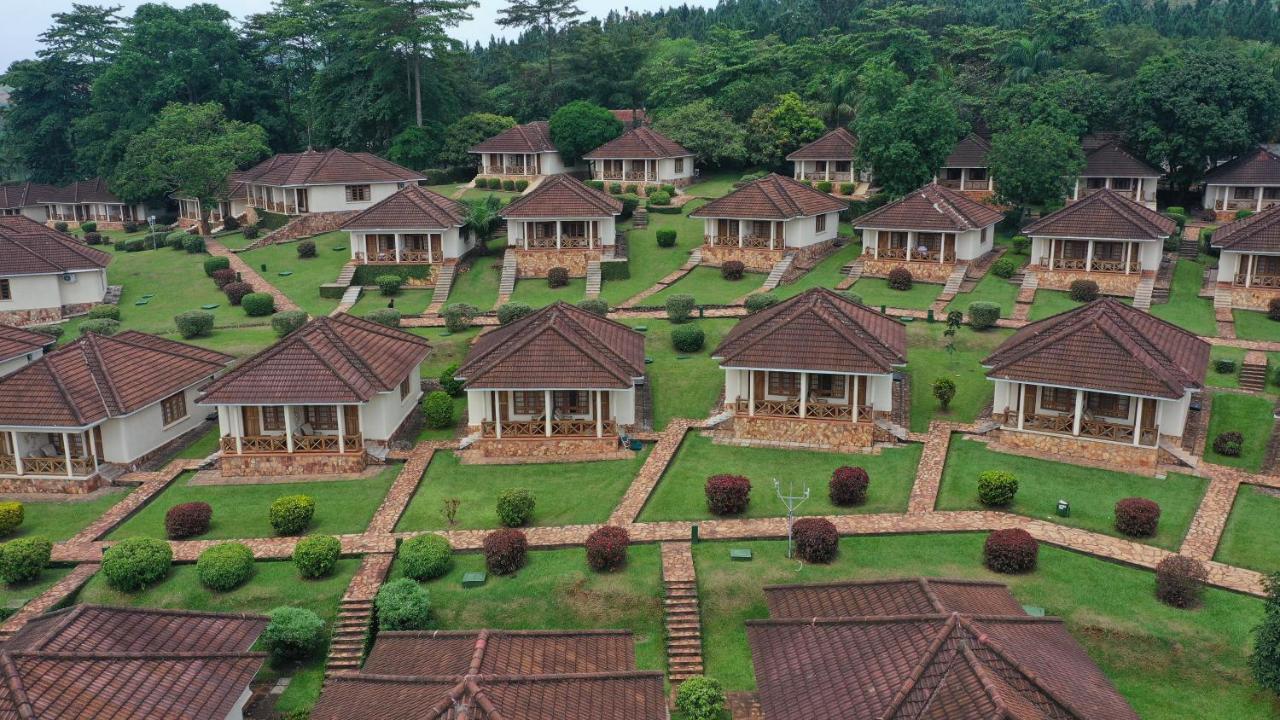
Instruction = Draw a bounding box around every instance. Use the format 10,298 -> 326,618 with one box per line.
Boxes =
544,390 -> 553,437
284,406 -> 295,453
1132,398 -> 1143,447
799,373 -> 808,418
595,391 -> 603,438
11,432 -> 22,476
337,404 -> 346,454
87,428 -> 98,471
747,370 -> 755,416
62,432 -> 73,478
1017,382 -> 1026,430
1072,390 -> 1084,436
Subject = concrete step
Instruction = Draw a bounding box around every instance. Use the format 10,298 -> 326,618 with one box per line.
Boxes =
940,263 -> 969,297
431,265 -> 456,304
1133,274 -> 1156,311
687,247 -> 702,266
874,417 -> 911,442
498,251 -> 518,298
760,254 -> 794,292
1213,286 -> 1233,309
585,260 -> 602,298
1158,438 -> 1199,469
340,285 -> 362,306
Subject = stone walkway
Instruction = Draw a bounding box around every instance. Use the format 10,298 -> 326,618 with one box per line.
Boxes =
609,419 -> 698,524
907,422 -> 953,513
0,563 -> 99,642
206,238 -> 302,313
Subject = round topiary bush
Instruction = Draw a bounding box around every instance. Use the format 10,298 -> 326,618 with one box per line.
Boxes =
502,179 -> 516,192
269,495 -> 316,536
793,517 -> 839,563
1155,555 -> 1207,608
29,324 -> 64,340
87,304 -> 120,321
648,191 -> 671,206
983,528 -> 1038,574
84,231 -> 104,245
977,470 -> 1018,507
547,266 -> 569,288
721,260 -> 745,281
376,577 -> 431,630
656,229 -> 677,248
167,233 -> 187,250
365,308 -> 401,328
968,301 -> 1001,330
54,222 -> 68,232
829,466 -> 869,506
816,181 -> 833,193
666,293 -> 696,323
183,235 -> 206,254
577,298 -> 609,316
705,475 -> 751,516
671,324 -> 705,353
1213,431 -> 1244,457
1214,358 -> 1237,375
585,525 -> 630,571
1115,497 -> 1161,538
297,240 -> 316,258
497,302 -> 533,325
990,258 -> 1016,279
79,318 -> 120,336
224,282 -> 253,306
292,534 -> 341,579
164,502 -> 212,539
102,537 -> 173,592
272,310 -> 308,337
483,528 -> 528,575
242,292 -> 275,317
211,267 -> 237,289
842,291 -> 863,304
174,310 -> 214,339
197,542 -> 254,592
0,502 -> 24,536
1069,279 -> 1099,302
515,179 -> 529,191
262,606 -> 325,660
675,675 -> 726,720
496,488 -> 536,527
400,534 -> 454,581
0,536 -> 51,584
438,363 -> 463,396
1269,297 -> 1280,322
376,274 -> 404,296
887,266 -> 913,291
203,256 -> 231,277
423,390 -> 454,429
442,303 -> 477,333
744,293 -> 779,314
242,225 -> 260,240
80,221 -> 97,233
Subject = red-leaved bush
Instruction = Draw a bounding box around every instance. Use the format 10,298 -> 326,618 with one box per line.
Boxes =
585,525 -> 630,571
210,268 -> 237,289
983,528 -> 1038,574
829,466 -> 869,506
792,518 -> 839,564
705,475 -> 751,515
1155,555 -> 1207,608
483,528 -> 527,575
164,502 -> 212,540
1114,497 -> 1161,538
224,282 -> 254,306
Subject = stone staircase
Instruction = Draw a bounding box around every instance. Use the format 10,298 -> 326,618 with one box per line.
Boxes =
1178,231 -> 1200,260
632,207 -> 649,229
661,543 -> 703,684
1213,285 -> 1233,310
322,263 -> 359,306
324,553 -> 393,677
836,257 -> 865,290
874,417 -> 911,442
585,260 -> 602,298
760,255 -> 794,292
248,210 -> 357,250
1241,351 -> 1268,392
1159,438 -> 1200,469
497,251 -> 517,303
938,262 -> 970,301
340,285 -> 362,306
687,247 -> 702,265
431,265 -> 456,304
1132,273 -> 1157,311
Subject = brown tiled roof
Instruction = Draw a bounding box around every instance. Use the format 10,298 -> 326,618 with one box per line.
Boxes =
983,297 -> 1208,399
609,108 -> 649,127
1204,146 -> 1280,185
764,578 -> 1026,618
0,183 -> 57,210
342,184 -> 468,230
583,127 -> 691,160
499,174 -> 622,219
1211,203 -> 1280,251
1081,131 -> 1127,152
0,331 -> 232,428
1021,189 -> 1175,241
0,216 -> 111,276
469,121 -> 558,154
0,605 -> 267,720
943,133 -> 992,168
786,127 -> 857,161
458,302 -> 644,390
851,182 -> 1004,231
198,314 -> 431,405
240,149 -> 424,187
712,288 -> 906,374
312,629 -> 667,720
1081,142 -> 1162,178
0,324 -> 53,365
690,173 -> 846,220
29,178 -> 126,205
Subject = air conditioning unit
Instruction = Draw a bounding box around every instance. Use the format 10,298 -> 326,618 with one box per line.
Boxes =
61,273 -> 77,283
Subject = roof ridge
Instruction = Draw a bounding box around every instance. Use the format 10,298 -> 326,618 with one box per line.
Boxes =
876,614 -> 963,720
0,653 -> 35,720
78,333 -> 124,417
303,323 -> 371,397
11,651 -> 268,661
959,618 -> 1092,720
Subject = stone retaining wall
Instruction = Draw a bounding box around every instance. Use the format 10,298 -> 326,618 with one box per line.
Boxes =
1223,283 -> 1280,311
0,302 -> 95,328
513,248 -> 600,278
699,244 -> 784,272
464,436 -> 626,462
220,452 -> 368,476
729,415 -> 875,452
989,429 -> 1160,472
861,259 -> 954,284
1030,267 -> 1142,296
0,474 -> 106,494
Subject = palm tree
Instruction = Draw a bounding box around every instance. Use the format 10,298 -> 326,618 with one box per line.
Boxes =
464,193 -> 503,250
1003,37 -> 1057,84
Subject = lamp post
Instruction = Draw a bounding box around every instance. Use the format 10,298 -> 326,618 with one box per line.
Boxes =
774,478 -> 810,559
147,215 -> 157,249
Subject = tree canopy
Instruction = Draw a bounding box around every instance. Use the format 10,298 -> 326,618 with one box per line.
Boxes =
548,100 -> 622,166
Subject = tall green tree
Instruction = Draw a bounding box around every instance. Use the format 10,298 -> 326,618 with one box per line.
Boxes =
439,113 -> 517,167
1252,572 -> 1280,695
988,122 -> 1084,207
746,92 -> 825,169
855,61 -> 965,197
548,100 -> 621,166
38,3 -> 124,66
653,100 -> 749,168
496,0 -> 583,107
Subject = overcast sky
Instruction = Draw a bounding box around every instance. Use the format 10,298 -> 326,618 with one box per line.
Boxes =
2,0 -> 715,69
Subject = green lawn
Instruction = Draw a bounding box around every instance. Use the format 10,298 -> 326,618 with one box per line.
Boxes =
350,288 -> 433,317
772,240 -> 862,300
599,201 -> 707,306
508,278 -> 587,307
936,438 -> 1207,549
1233,309 -> 1280,342
641,319 -> 737,429
1207,346 -> 1246,389
459,189 -> 522,204
395,447 -> 650,531
693,535 -> 1274,720
848,277 -> 941,310
1205,392 -> 1275,471
947,273 -> 1019,317
0,566 -> 74,620
1150,259 -> 1216,337
1215,484 -> 1280,573
238,231 -> 348,318
685,169 -> 757,199
904,322 -> 1012,432
1028,289 -> 1083,321
413,394 -> 467,442
389,545 -> 665,674
0,489 -> 129,542
426,183 -> 467,196
648,266 -> 766,306
76,558 -> 360,716
175,425 -> 221,460
215,231 -> 256,251
108,467 -> 399,540
180,324 -> 281,358
444,242 -> 505,311
637,434 -> 921,521
408,326 -> 481,381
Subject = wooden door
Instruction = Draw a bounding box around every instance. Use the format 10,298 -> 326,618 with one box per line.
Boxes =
297,189 -> 309,213
92,426 -> 105,460
857,377 -> 869,407
242,407 -> 261,436
601,392 -> 611,422
753,372 -> 766,401
497,392 -> 509,422
1022,384 -> 1036,417
343,406 -> 361,434
430,234 -> 443,260
1140,398 -> 1156,430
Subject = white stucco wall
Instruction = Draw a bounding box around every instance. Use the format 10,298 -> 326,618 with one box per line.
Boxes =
0,270 -> 107,313
0,348 -> 43,378
98,383 -> 210,463
304,182 -> 409,213
1029,236 -> 1163,273
990,379 -> 1191,438
360,371 -> 422,441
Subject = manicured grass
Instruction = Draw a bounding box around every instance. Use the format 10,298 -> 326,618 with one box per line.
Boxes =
693,535 -> 1274,720
409,326 -> 481,381
685,169 -> 756,198
848,277 -> 941,310
413,394 -> 466,442
76,558 -> 360,716
238,231 -> 348,318
444,242 -> 505,311
175,425 -> 221,460
1204,392 -> 1275,471
640,319 -> 737,429
396,448 -> 650,531
389,545 -> 665,673
180,324 -> 280,357
936,438 -> 1207,549
1233,309 -> 1280,342
0,566 -> 73,619
637,434 -> 921,521
108,467 -> 399,540
215,231 -> 255,251
0,489 -> 129,542
946,272 -> 1019,317
648,266 -> 766,306
1028,289 -> 1083,321
1150,259 -> 1216,337
772,240 -> 862,300
599,201 -> 706,306
508,277 -> 587,307
459,189 -> 522,204
1215,484 -> 1280,573
426,183 -> 466,196
904,322 -> 1012,432
1207,346 -> 1245,389
350,288 -> 434,317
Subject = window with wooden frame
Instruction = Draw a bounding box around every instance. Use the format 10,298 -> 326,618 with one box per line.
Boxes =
1110,177 -> 1134,190
767,372 -> 800,397
261,406 -> 286,431
815,214 -> 827,233
303,406 -> 338,430
674,157 -> 684,173
1086,177 -> 1107,190
1087,392 -> 1131,419
1039,386 -> 1073,413
0,279 -> 9,301
969,167 -> 988,181
1235,186 -> 1256,199
345,184 -> 371,202
810,374 -> 846,399
160,392 -> 187,426
553,390 -> 589,415
512,391 -> 542,416
400,376 -> 411,400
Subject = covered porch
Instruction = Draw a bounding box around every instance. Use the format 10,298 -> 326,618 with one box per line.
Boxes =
1210,185 -> 1280,214
1230,253 -> 1280,288
177,198 -> 228,225
45,203 -> 137,223
867,230 -> 957,263
353,232 -> 445,264
937,167 -> 992,192
217,404 -> 363,455
514,220 -> 603,250
1038,238 -> 1143,274
479,153 -> 541,176
247,184 -> 309,215
0,428 -> 101,478
476,389 -> 619,439
727,370 -> 875,423
794,160 -> 853,183
1073,177 -> 1154,204
592,159 -> 660,183
997,381 -> 1160,448
703,218 -> 787,250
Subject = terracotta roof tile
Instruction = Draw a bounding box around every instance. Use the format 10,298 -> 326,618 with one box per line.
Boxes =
583,127 -> 691,160
28,178 -> 125,205
241,149 -> 424,187
1204,146 -> 1280,185
362,630 -> 638,676
499,175 -> 622,219
786,128 -> 857,161
690,173 -> 846,220
0,324 -> 53,365
765,578 -> 1025,618
0,217 -> 112,276
1080,142 -> 1162,178
5,605 -> 265,654
469,121 -> 558,154
943,133 -> 992,168
609,108 -> 649,127
852,183 -> 1004,232
1021,189 -> 1175,240
1211,203 -> 1280,251
0,183 -> 57,210
342,184 -> 468,230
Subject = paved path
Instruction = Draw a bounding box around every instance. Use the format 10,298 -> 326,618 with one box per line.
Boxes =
206,238 -> 302,313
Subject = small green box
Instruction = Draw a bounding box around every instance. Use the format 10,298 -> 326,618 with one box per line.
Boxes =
462,571 -> 487,588
730,548 -> 753,561
1056,499 -> 1070,517
1022,605 -> 1046,617
633,325 -> 648,332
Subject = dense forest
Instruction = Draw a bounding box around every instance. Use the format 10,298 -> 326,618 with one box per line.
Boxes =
4,0 -> 1280,204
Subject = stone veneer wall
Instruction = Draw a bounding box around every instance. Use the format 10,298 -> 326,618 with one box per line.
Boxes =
989,429 -> 1160,472
0,302 -> 94,329
699,244 -> 785,272
1224,283 -> 1280,311
861,258 -> 955,284
731,415 -> 875,452
220,452 -> 368,477
513,248 -> 600,278
465,436 -> 623,462
0,474 -> 106,494
1030,267 -> 1142,296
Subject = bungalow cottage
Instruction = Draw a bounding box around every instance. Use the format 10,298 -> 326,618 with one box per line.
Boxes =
499,174 -> 621,278
851,182 -> 1002,284
226,148 -> 425,217
0,331 -> 233,493
713,288 -> 907,452
1023,189 -> 1174,296
984,298 -> 1208,472
690,173 -> 846,272
0,182 -> 56,222
936,132 -> 994,199
33,178 -> 149,230
786,127 -> 870,191
458,302 -> 645,461
175,171 -> 250,228
342,184 -> 471,268
198,314 -> 431,477
1210,204 -> 1280,310
583,126 -> 695,187
0,216 -> 111,327
0,323 -> 54,377
1202,146 -> 1280,221
1070,136 -> 1160,210
469,120 -> 566,181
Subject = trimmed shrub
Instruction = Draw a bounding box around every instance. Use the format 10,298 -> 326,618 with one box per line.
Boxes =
829,466 -> 869,506
174,310 -> 214,339
221,215 -> 238,231
1012,235 -> 1030,254
585,525 -> 630,571
79,318 -> 120,336
1115,497 -> 1161,538
183,235 -> 205,254
242,292 -> 275,317
502,179 -> 516,192
842,291 -> 863,304
297,240 -> 316,258
497,302 -> 533,325
84,231 -> 104,245
211,267 -> 237,288
991,257 -> 1017,278
242,225 -> 260,240
887,266 -> 913,290
269,495 -> 316,536
0,536 -> 51,584
656,229 -> 677,248
123,221 -> 139,233
496,488 -> 536,527
586,180 -> 605,190
292,535 -> 341,579
1214,358 -> 1237,374
203,256 -> 231,276
376,274 -> 404,296
705,475 -> 750,515
609,181 -> 623,194
442,303 -> 478,333
625,184 -> 639,195
745,293 -> 779,314
1269,297 -> 1280,322
721,260 -> 745,281
839,182 -> 855,195
28,324 -> 64,340
618,194 -> 640,219
423,390 -> 454,429
547,266 -> 569,288
977,470 -> 1018,507
793,517 -> 839,563
1213,431 -> 1244,457
1155,555 -> 1207,608
648,190 -> 671,206
365,308 -> 401,328
102,537 -> 173,591
164,502 -> 212,539
400,534 -> 454,580
489,177 -> 504,190
124,238 -> 146,252
483,528 -> 527,575
167,233 -> 187,250
197,542 -> 254,592
983,529 -> 1038,573
0,502 -> 23,536
262,607 -> 325,660
968,301 -> 1000,330
80,221 -> 98,233
665,293 -> 696,323
675,676 -> 726,720
932,376 -> 957,410
376,577 -> 431,630
1237,209 -> 1255,220
224,282 -> 253,306
54,221 -> 68,232
671,324 -> 705,352
663,184 -> 676,195
272,310 -> 308,337
1069,279 -> 1099,302
816,181 -> 833,193
577,298 -> 609,316
87,304 -> 120,321
438,363 -> 464,396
